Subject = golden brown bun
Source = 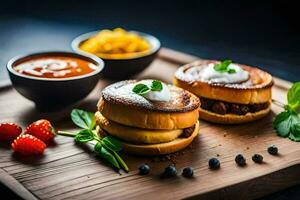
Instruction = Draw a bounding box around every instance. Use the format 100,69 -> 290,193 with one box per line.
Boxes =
174,60 -> 273,104
101,80 -> 200,112
122,121 -> 200,155
98,80 -> 200,129
98,99 -> 199,130
198,104 -> 271,124
95,111 -> 183,144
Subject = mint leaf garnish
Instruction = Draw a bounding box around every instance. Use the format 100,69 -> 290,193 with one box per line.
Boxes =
132,80 -> 164,95
132,83 -> 150,95
228,69 -> 236,74
151,80 -> 163,91
273,82 -> 300,142
213,60 -> 236,74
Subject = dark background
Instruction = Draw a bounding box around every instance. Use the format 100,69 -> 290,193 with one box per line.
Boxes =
0,0 -> 300,199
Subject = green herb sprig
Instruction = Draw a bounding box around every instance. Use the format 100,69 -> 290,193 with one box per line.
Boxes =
132,80 -> 163,95
273,82 -> 300,141
213,60 -> 236,74
58,109 -> 129,172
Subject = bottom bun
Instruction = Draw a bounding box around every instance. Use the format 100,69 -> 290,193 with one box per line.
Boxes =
199,105 -> 271,124
122,121 -> 200,155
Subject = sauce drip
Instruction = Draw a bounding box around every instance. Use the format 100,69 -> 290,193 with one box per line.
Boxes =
13,56 -> 97,78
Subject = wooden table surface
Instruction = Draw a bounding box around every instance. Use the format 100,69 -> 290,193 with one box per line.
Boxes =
0,48 -> 298,200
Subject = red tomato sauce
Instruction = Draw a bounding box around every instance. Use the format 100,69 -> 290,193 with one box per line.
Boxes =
13,56 -> 97,78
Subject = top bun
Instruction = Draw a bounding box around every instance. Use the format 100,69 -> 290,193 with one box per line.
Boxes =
98,80 -> 200,129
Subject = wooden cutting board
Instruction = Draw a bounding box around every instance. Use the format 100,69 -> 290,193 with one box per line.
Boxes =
0,48 -> 298,200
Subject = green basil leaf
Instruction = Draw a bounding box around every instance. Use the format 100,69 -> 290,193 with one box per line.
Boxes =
288,134 -> 300,142
273,82 -> 300,142
275,112 -> 292,137
276,116 -> 293,137
99,146 -> 120,169
75,129 -> 95,143
274,111 -> 300,137
290,114 -> 300,125
273,110 -> 291,129
289,122 -> 300,141
292,122 -> 300,133
287,82 -> 300,113
112,151 -> 129,172
94,141 -> 102,152
102,136 -> 122,152
151,80 -> 163,91
98,140 -> 127,171
132,83 -> 150,95
71,109 -> 96,129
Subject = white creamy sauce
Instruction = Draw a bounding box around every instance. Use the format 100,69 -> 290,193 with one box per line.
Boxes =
14,59 -> 78,77
132,80 -> 171,102
186,63 -> 249,83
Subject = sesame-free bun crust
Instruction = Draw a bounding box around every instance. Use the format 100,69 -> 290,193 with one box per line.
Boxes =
122,121 -> 200,155
98,80 -> 200,129
101,80 -> 200,113
95,111 -> 183,144
198,104 -> 271,124
174,60 -> 273,104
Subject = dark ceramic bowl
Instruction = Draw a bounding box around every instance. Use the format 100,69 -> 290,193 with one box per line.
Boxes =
7,52 -> 104,111
71,30 -> 160,80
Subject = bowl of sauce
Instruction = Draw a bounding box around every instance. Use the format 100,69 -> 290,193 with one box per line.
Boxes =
72,28 -> 160,80
7,52 -> 104,111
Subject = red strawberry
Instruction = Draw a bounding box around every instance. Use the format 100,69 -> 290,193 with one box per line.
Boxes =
0,123 -> 22,141
25,119 -> 55,142
11,134 -> 46,155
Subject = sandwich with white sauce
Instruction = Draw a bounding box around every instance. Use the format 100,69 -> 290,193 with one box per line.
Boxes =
174,60 -> 273,124
95,80 -> 200,155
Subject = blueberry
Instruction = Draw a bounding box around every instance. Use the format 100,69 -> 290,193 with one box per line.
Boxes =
209,157 -> 220,169
163,165 -> 177,177
235,154 -> 246,166
182,167 -> 194,178
139,164 -> 150,175
252,154 -> 263,163
268,145 -> 278,155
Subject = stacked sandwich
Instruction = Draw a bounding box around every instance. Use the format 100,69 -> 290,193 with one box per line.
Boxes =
95,80 -> 200,155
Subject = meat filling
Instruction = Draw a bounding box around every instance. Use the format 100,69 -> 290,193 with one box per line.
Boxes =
180,125 -> 195,138
200,97 -> 269,115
